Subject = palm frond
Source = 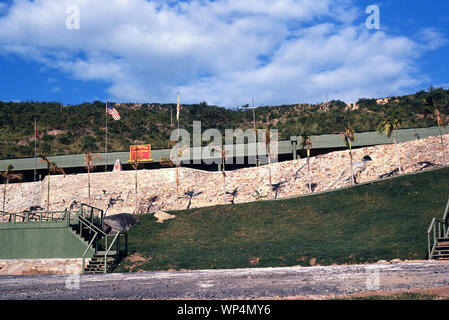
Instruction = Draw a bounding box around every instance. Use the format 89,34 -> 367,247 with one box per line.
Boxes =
84,152 -> 102,170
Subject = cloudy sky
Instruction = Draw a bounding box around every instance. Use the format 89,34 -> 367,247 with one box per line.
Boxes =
0,0 -> 448,107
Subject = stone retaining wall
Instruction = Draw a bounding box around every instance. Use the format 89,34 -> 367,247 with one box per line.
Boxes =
0,258 -> 84,275
1,133 -> 448,215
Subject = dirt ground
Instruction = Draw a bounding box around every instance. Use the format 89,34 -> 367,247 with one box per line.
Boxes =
2,260 -> 449,300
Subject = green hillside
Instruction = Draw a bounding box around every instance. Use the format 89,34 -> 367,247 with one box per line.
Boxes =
115,166 -> 449,272
1,87 -> 449,159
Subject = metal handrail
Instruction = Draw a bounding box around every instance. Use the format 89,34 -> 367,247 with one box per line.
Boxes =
79,203 -> 104,229
104,232 -> 121,273
0,210 -> 68,223
79,214 -> 127,273
0,210 -> 7,223
442,197 -> 449,224
79,218 -> 99,275
427,198 -> 449,259
78,215 -> 106,238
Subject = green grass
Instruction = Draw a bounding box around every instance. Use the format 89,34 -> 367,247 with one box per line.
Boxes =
115,167 -> 449,272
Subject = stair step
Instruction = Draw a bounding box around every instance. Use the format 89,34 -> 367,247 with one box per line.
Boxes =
95,251 -> 117,256
432,253 -> 449,258
89,260 -> 114,266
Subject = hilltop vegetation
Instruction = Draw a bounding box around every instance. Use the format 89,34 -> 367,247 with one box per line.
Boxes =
0,87 -> 448,159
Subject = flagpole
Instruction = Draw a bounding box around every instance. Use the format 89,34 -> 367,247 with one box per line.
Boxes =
177,94 -> 180,140
105,100 -> 108,172
177,94 -> 180,210
34,116 -> 37,182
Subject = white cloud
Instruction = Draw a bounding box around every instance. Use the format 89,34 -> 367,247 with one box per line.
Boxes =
0,0 -> 444,106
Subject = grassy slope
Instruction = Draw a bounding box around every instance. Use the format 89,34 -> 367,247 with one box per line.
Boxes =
115,167 -> 449,272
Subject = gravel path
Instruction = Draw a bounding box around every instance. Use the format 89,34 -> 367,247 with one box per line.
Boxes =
1,261 -> 449,300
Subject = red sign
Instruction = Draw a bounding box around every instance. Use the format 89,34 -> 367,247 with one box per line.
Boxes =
129,144 -> 152,162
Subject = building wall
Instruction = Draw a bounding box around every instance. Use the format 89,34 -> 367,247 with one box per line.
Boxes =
0,222 -> 92,259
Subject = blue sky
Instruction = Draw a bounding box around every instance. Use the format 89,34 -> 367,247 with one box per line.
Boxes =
0,0 -> 447,108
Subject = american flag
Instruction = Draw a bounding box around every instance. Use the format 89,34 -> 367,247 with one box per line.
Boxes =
106,102 -> 121,120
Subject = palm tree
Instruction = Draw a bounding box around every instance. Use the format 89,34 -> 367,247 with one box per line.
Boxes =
169,141 -> 188,210
377,108 -> 403,174
432,108 -> 447,166
40,156 -> 65,211
263,129 -> 274,199
212,140 -> 228,203
341,124 -> 357,185
300,132 -> 313,192
425,93 -> 447,166
131,148 -> 143,214
83,152 -> 102,205
1,164 -> 23,213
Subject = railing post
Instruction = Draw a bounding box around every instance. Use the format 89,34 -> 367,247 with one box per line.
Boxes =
434,223 -> 437,242
104,241 -> 107,274
443,196 -> 449,221
117,235 -> 120,258
125,233 -> 128,256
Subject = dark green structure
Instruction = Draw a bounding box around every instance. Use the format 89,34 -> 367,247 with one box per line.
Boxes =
0,205 -> 128,274
0,221 -> 92,259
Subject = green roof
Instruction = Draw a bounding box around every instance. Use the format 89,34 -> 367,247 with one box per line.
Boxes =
0,126 -> 443,171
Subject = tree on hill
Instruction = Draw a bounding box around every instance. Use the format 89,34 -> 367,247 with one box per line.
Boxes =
83,152 -> 102,205
341,124 -> 357,185
169,141 -> 189,210
1,164 -> 23,213
262,128 -> 274,200
425,88 -> 447,166
377,107 -> 404,174
211,139 -> 228,204
300,131 -> 313,192
40,156 -> 65,212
